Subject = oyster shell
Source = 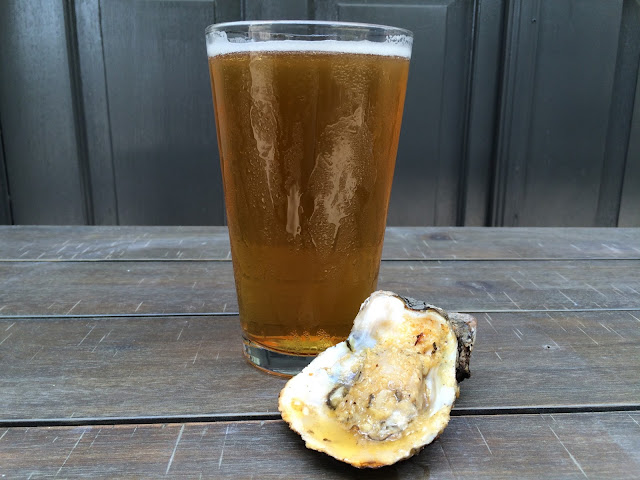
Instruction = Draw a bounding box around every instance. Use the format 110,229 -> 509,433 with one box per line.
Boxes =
278,290 -> 476,468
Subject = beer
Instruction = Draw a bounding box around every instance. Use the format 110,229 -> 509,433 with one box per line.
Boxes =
207,32 -> 411,359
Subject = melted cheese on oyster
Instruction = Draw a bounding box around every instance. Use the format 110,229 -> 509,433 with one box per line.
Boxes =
279,291 -> 460,468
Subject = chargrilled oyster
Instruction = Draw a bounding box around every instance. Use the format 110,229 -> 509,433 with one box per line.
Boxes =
278,290 -> 476,468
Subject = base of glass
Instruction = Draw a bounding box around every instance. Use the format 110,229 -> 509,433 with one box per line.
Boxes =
242,337 -> 315,377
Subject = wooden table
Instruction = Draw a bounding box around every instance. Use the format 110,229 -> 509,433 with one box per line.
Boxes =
0,226 -> 639,478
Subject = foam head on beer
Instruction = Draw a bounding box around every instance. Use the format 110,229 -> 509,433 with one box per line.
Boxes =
206,30 -> 412,59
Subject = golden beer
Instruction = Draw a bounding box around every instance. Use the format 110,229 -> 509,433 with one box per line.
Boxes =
206,22 -> 412,372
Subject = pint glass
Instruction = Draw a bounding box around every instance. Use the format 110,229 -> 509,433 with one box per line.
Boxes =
206,21 -> 412,375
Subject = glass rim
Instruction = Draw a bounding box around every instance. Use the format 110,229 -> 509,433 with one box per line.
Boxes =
205,20 -> 413,39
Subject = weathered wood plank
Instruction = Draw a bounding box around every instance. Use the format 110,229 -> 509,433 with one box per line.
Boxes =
1,413 -> 638,478
0,310 -> 638,420
384,227 -> 640,260
0,226 -> 233,262
0,259 -> 638,317
0,226 -> 639,261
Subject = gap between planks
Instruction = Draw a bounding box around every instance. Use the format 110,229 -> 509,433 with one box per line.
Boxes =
0,257 -> 639,263
2,404 -> 639,428
2,306 -> 640,320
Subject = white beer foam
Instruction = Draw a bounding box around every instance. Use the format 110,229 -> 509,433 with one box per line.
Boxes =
206,31 -> 412,59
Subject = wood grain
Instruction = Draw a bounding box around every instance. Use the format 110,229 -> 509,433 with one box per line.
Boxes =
1,310 -> 638,421
1,226 -> 638,261
0,226 -> 232,261
1,413 -> 639,478
0,259 -> 638,317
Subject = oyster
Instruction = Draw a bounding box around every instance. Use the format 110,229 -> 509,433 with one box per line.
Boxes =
278,290 -> 476,468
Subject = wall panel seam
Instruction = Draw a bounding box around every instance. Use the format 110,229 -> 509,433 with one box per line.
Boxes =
457,0 -> 479,225
600,0 -> 640,226
0,120 -> 13,224
491,0 -> 521,225
485,0 -> 507,228
63,0 -> 93,224
97,0 -> 119,224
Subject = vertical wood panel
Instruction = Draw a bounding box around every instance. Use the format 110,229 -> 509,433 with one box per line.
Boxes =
617,0 -> 640,228
213,0 -> 242,23
75,0 -> 118,225
619,47 -> 640,226
244,0 -> 310,20
596,0 -> 640,226
0,0 -> 87,224
492,0 -> 538,227
462,0 -> 505,225
494,0 -> 628,226
327,0 -> 474,226
100,0 -> 223,225
0,127 -> 11,224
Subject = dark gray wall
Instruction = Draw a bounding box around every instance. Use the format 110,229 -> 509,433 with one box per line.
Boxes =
0,0 -> 89,224
99,0 -> 223,225
618,1 -> 640,227
0,125 -> 10,225
0,0 -> 638,226
493,0 -> 640,227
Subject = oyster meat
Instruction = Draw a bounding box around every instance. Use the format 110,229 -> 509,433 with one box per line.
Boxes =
278,290 -> 476,468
